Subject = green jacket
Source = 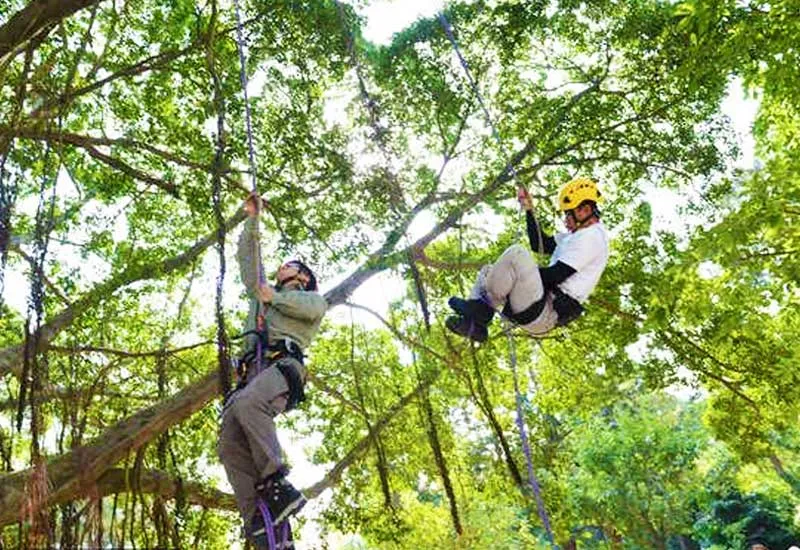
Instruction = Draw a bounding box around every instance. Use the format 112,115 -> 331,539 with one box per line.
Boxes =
237,218 -> 328,358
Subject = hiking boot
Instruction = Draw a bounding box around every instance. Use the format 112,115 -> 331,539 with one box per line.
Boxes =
248,512 -> 269,550
448,297 -> 495,324
248,514 -> 295,550
256,475 -> 307,526
446,315 -> 489,343
245,510 -> 294,550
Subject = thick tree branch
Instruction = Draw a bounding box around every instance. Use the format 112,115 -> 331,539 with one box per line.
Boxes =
96,468 -> 236,511
0,369 -> 218,526
0,356 -> 445,525
0,0 -> 104,63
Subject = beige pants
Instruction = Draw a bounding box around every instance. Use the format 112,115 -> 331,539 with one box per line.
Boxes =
217,359 -> 304,523
470,244 -> 558,336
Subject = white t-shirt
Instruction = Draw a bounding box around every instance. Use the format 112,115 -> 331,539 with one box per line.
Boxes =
550,222 -> 609,302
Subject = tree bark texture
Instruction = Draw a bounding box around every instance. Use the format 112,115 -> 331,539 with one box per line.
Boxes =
0,0 -> 104,62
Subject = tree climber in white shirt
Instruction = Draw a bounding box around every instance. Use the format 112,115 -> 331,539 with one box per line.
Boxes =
446,177 -> 610,342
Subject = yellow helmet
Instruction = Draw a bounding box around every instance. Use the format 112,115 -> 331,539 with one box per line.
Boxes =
558,177 -> 603,212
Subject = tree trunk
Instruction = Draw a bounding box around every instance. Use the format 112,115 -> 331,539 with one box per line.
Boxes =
0,361 -> 443,526
421,388 -> 462,535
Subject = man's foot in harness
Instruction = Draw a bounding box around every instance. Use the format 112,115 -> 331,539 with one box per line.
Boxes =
256,472 -> 307,526
446,297 -> 495,343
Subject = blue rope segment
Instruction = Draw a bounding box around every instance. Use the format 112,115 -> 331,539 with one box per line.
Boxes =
505,327 -> 555,546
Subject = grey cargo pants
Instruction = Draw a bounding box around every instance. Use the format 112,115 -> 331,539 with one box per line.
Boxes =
217,357 -> 306,524
471,244 -> 558,336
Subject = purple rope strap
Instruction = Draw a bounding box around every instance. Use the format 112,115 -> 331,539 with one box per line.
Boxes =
437,14 -> 555,541
256,499 -> 290,550
504,322 -> 555,545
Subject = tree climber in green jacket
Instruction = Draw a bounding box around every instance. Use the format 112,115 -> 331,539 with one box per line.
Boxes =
218,194 -> 328,549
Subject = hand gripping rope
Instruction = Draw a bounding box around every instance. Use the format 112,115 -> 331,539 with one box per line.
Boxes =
231,1 -> 291,548
438,12 -> 555,546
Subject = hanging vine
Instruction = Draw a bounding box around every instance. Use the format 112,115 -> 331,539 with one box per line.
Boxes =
412,351 -> 463,535
206,0 -> 232,398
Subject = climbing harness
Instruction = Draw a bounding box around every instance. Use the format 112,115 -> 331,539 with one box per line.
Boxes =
438,12 -> 556,546
229,326 -> 307,413
552,287 -> 584,327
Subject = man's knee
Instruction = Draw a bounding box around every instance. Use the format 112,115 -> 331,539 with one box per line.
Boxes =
501,243 -> 528,260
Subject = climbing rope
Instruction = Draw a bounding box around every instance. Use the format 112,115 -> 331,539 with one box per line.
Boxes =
231,0 -> 260,202
437,13 -> 546,255
230,0 -> 267,355
438,12 -> 555,546
231,0 -> 266,285
229,2 -> 292,549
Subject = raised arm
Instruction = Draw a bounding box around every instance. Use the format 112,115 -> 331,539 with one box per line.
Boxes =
236,194 -> 266,298
237,217 -> 261,298
526,211 -> 557,255
518,187 -> 556,254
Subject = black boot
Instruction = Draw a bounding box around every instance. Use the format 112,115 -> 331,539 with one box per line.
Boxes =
446,315 -> 489,343
255,473 -> 307,526
447,297 -> 495,324
248,514 -> 295,550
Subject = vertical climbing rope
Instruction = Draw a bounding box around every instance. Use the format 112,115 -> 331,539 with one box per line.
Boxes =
232,0 -> 260,201
229,3 -> 291,549
438,11 -> 555,546
505,327 -> 554,544
231,0 -> 266,285
437,13 -> 545,255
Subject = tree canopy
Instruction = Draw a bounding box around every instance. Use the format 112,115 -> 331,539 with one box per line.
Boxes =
0,0 -> 798,548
